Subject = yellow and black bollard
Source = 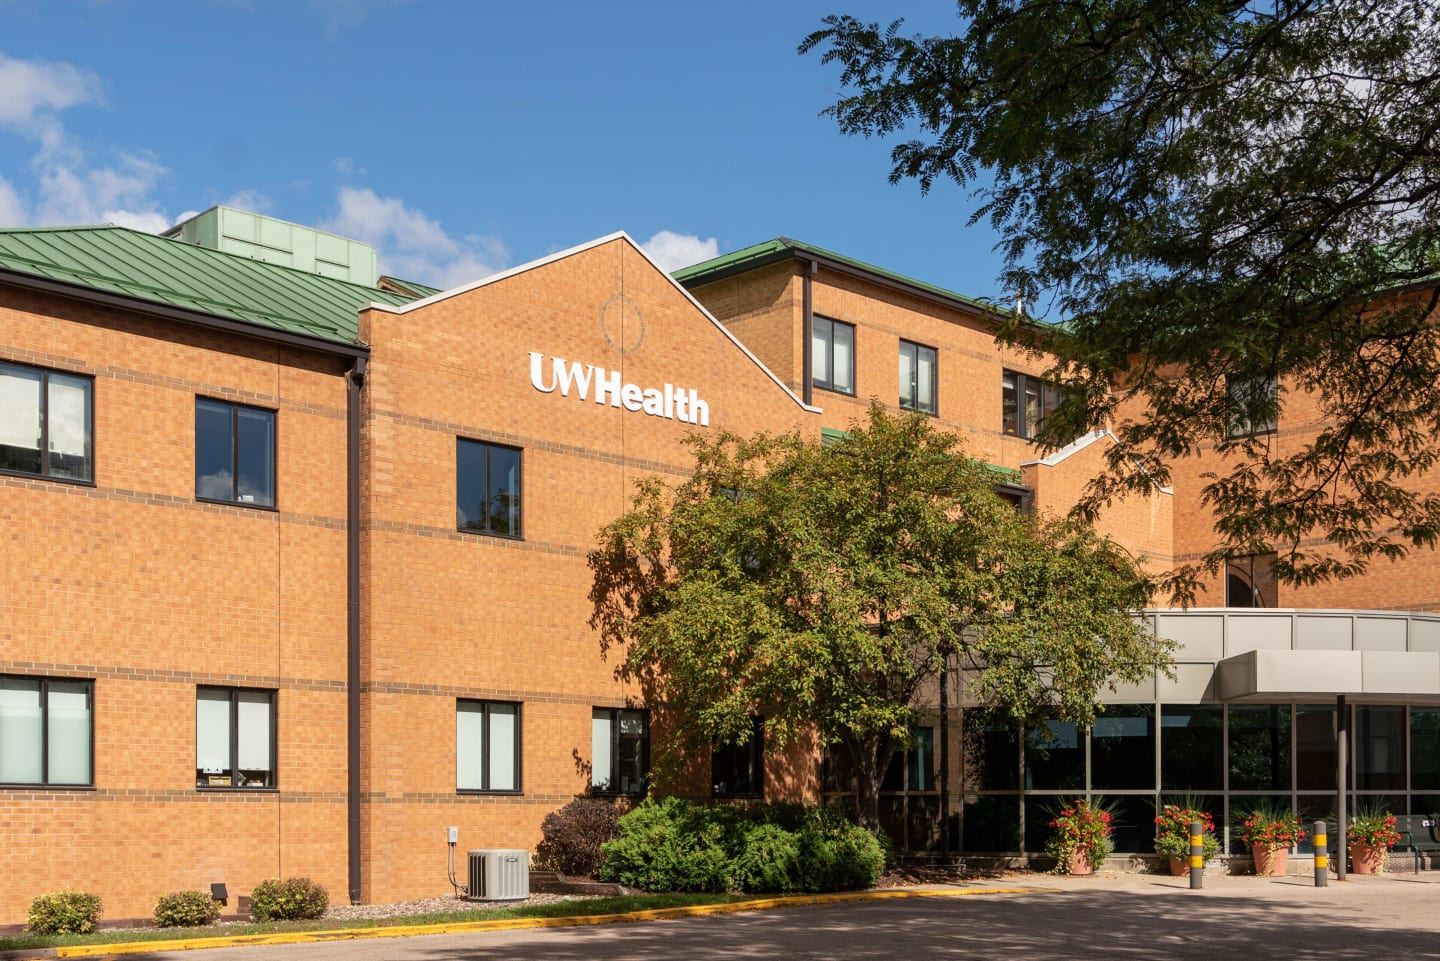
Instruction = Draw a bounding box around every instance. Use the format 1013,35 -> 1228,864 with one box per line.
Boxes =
1314,820 -> 1329,887
1190,820 -> 1204,890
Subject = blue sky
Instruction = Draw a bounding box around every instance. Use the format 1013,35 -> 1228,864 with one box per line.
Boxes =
0,1 -> 1008,302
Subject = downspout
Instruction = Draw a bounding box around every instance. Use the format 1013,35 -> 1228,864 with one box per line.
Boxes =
345,355 -> 367,905
801,257 -> 816,406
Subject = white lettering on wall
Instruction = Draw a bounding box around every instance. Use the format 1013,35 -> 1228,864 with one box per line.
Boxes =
528,352 -> 710,427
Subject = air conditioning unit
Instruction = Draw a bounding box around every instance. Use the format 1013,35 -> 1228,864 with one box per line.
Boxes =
467,849 -> 529,901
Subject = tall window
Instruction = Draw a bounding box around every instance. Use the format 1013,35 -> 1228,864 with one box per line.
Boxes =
712,717 -> 764,797
0,361 -> 93,482
457,700 -> 521,792
196,687 -> 275,789
898,341 -> 937,415
195,398 -> 276,507
881,726 -> 936,791
0,676 -> 92,786
591,708 -> 648,795
1002,370 -> 1062,439
456,439 -> 522,537
1227,376 -> 1278,437
812,316 -> 855,395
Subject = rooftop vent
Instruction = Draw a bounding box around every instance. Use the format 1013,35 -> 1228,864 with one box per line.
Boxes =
164,206 -> 377,287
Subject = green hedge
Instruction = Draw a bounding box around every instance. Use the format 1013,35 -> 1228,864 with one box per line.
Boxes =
597,797 -> 885,893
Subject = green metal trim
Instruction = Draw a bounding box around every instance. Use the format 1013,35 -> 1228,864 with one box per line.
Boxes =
820,427 -> 851,447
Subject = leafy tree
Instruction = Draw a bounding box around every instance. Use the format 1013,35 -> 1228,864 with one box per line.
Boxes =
589,406 -> 1171,830
802,2 -> 1440,594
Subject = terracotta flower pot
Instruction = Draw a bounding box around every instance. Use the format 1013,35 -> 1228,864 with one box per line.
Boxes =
1066,848 -> 1095,876
1349,843 -> 1385,875
1168,856 -> 1190,877
1252,844 -> 1289,877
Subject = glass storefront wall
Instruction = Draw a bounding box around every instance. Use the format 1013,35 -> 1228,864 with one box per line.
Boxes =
960,703 -> 1440,854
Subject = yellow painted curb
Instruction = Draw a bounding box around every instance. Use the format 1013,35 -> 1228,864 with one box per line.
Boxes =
52,886 -> 1045,957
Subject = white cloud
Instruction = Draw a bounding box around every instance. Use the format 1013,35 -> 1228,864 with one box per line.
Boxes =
0,52 -> 102,149
0,176 -> 27,227
324,186 -> 506,288
32,150 -> 170,229
642,230 -> 719,272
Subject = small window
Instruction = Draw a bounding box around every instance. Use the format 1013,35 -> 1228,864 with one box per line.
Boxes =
456,439 -> 522,537
457,700 -> 521,793
0,676 -> 93,786
812,316 -> 855,395
1002,370 -> 1062,439
196,687 -> 275,789
898,341 -> 937,415
1225,553 -> 1276,607
881,726 -> 936,792
0,361 -> 93,482
591,708 -> 648,795
195,398 -> 275,507
1226,376 -> 1278,438
712,717 -> 764,798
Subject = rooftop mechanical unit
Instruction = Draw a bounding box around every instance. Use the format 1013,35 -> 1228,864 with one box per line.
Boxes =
467,849 -> 529,901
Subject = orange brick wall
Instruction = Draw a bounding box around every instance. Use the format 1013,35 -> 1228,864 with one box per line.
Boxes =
0,289 -> 350,924
353,238 -> 820,904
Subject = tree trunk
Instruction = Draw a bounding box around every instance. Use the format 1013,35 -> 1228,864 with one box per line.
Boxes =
852,731 -> 894,836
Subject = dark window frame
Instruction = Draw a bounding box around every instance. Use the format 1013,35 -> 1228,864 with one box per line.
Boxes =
456,438 -> 524,539
195,686 -> 277,791
1226,376 -> 1279,438
0,360 -> 95,486
0,674 -> 95,789
881,725 -> 937,793
898,340 -> 938,416
812,316 -> 856,396
194,397 -> 278,510
456,699 -> 524,795
1002,369 -> 1063,440
712,717 -> 765,798
590,707 -> 649,797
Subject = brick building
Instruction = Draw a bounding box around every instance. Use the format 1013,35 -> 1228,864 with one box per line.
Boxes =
1,209 -> 1437,924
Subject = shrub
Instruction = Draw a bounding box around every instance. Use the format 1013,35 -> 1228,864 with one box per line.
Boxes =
26,889 -> 102,935
153,889 -> 221,928
1153,803 -> 1221,864
248,877 -> 328,921
534,797 -> 622,876
732,823 -> 802,893
598,796 -> 732,892
598,798 -> 885,894
794,808 -> 886,892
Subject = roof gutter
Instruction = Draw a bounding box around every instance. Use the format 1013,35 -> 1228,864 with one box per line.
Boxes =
0,265 -> 369,359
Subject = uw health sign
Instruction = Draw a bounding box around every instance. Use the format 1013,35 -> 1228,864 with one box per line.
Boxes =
529,352 -> 710,427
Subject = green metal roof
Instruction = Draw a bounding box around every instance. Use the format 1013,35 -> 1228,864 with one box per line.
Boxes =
0,224 -> 417,345
379,275 -> 444,298
673,237 -> 1002,317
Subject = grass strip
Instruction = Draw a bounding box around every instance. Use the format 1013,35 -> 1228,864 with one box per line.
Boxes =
0,893 -> 753,952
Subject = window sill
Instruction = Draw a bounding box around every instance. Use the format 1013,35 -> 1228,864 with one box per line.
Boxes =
0,468 -> 96,488
456,527 -> 524,541
713,792 -> 764,800
197,786 -> 279,793
900,405 -> 938,418
812,384 -> 856,398
0,783 -> 96,791
590,789 -> 647,799
196,496 -> 279,512
457,789 -> 525,796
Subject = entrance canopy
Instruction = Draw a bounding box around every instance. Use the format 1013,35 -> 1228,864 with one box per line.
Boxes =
1215,649 -> 1440,703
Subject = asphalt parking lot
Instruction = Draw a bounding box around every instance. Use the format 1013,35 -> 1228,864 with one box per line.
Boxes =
88,871 -> 1440,961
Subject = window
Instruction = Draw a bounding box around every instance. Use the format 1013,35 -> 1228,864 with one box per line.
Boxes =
881,726 -> 935,792
811,316 -> 855,395
591,708 -> 648,795
195,398 -> 275,507
712,717 -> 764,797
1227,376 -> 1278,437
196,687 -> 274,789
456,700 -> 520,792
0,676 -> 92,786
1226,553 -> 1275,607
898,341 -> 937,415
1002,370 -> 1062,439
0,361 -> 93,482
456,439 -> 522,537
